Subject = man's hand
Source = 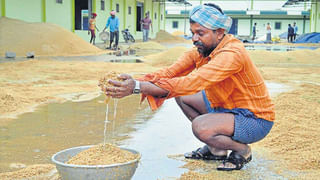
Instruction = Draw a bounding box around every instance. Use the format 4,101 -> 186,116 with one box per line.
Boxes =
105,74 -> 135,98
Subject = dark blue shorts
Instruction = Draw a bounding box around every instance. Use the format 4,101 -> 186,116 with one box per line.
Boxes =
202,91 -> 273,144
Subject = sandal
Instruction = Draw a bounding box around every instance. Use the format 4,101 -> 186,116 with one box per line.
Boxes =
184,145 -> 227,160
217,151 -> 252,171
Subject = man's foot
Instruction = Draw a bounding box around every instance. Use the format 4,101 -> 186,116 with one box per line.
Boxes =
184,145 -> 227,161
217,148 -> 252,171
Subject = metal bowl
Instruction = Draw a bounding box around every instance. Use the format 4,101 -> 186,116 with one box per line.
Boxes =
52,145 -> 140,180
99,31 -> 110,42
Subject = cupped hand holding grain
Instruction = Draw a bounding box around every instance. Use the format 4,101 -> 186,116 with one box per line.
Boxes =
105,74 -> 136,98
98,71 -> 125,103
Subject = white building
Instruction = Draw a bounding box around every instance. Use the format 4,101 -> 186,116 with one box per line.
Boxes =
166,10 -> 310,38
164,0 -> 316,40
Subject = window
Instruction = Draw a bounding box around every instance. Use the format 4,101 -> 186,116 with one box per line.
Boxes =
56,0 -> 62,4
173,21 -> 178,28
154,13 -> 157,19
101,0 -> 105,10
275,22 -> 281,30
128,6 -> 131,15
116,4 -> 119,12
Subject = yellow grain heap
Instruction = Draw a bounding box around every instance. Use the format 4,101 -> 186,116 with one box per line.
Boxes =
172,30 -> 186,36
0,164 -> 57,180
144,46 -> 189,67
154,30 -> 189,43
98,71 -> 123,88
98,71 -> 124,103
67,144 -> 139,165
0,17 -> 102,57
129,41 -> 167,50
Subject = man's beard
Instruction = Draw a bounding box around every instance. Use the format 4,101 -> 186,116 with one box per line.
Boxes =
193,41 -> 215,57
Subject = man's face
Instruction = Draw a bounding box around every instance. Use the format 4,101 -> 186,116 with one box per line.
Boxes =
190,22 -> 221,57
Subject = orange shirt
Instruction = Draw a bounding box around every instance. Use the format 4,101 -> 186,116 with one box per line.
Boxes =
89,19 -> 96,30
140,34 -> 275,121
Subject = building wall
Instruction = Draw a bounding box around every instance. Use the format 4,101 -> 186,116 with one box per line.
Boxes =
152,2 -> 159,36
165,17 -> 190,35
6,0 -> 43,22
0,0 -> 3,17
166,15 -> 310,39
124,0 -> 136,36
1,0 -> 165,42
159,3 -> 165,30
46,0 -> 73,30
248,19 -> 309,37
238,19 -> 251,36
310,0 -> 320,32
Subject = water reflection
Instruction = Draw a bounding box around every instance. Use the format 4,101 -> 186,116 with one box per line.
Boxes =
244,45 -> 318,51
0,95 -> 151,172
0,82 -> 293,179
161,43 -> 319,52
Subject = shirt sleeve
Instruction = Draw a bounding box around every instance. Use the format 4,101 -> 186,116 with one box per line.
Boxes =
155,49 -> 243,98
106,18 -> 110,28
116,18 -> 119,30
138,49 -> 198,83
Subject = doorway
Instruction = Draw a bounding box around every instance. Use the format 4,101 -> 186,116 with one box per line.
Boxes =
136,2 -> 144,32
229,18 -> 238,35
75,0 -> 92,30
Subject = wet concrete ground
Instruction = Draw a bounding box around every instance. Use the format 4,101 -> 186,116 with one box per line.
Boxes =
0,82 -> 291,179
161,43 -> 319,52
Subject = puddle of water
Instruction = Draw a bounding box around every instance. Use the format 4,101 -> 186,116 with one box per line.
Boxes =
0,95 -> 152,172
121,99 -> 203,179
266,81 -> 291,97
244,45 -> 318,51
50,54 -> 143,63
0,82 -> 295,179
161,43 -> 319,52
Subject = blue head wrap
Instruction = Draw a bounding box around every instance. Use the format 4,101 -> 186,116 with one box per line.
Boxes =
189,4 -> 232,33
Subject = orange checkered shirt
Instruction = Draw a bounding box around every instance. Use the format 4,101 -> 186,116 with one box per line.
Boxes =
139,34 -> 275,121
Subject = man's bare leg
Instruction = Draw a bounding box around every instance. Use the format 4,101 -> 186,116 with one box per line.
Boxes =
175,92 -> 227,156
192,113 -> 251,169
175,92 -> 206,121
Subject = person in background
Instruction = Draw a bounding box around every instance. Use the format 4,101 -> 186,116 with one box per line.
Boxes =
88,13 -> 99,45
103,3 -> 274,171
140,12 -> 153,42
288,24 -> 294,43
103,10 -> 119,50
252,22 -> 257,41
266,23 -> 272,43
293,22 -> 298,41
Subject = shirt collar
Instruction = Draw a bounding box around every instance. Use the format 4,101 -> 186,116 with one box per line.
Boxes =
208,34 -> 233,59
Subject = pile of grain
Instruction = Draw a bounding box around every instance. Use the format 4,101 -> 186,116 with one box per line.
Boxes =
67,144 -> 139,165
249,49 -> 320,64
98,71 -> 123,89
178,159 -> 249,180
144,46 -> 189,67
98,71 -> 124,103
154,30 -> 188,43
172,30 -> 185,36
0,164 -> 57,180
129,41 -> 167,50
0,17 -> 103,57
254,84 -> 320,171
